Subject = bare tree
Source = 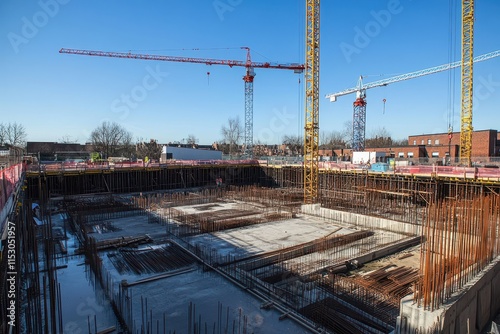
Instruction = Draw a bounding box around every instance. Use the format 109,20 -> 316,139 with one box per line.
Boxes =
282,134 -> 303,156
0,122 -> 27,147
59,135 -> 77,144
342,120 -> 353,148
136,139 -> 162,161
0,123 -> 5,146
220,117 -> 243,156
186,134 -> 198,148
320,130 -> 346,149
90,121 -> 133,158
365,127 -> 393,148
392,138 -> 409,146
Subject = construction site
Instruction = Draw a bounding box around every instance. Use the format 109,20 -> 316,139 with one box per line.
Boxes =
0,162 -> 494,333
2,0 -> 500,333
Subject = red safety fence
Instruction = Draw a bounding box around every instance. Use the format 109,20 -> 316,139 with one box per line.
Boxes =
310,161 -> 500,180
0,163 -> 24,214
394,165 -> 500,179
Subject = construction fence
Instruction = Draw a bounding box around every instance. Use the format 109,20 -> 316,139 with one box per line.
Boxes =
0,163 -> 23,216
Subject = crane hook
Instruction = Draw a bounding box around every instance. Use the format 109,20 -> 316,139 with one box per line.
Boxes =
382,98 -> 386,114
207,72 -> 210,85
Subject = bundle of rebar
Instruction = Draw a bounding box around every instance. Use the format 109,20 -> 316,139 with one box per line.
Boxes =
109,244 -> 195,275
353,265 -> 419,300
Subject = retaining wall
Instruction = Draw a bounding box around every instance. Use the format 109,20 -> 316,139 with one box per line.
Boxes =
300,204 -> 421,235
396,254 -> 500,334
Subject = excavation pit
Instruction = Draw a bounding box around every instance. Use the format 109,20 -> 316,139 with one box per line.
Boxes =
53,187 -> 422,332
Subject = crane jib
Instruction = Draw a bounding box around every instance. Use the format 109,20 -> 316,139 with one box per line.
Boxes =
59,48 -> 304,71
325,49 -> 500,100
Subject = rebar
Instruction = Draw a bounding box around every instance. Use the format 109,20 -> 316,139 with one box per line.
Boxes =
415,194 -> 500,310
16,165 -> 500,332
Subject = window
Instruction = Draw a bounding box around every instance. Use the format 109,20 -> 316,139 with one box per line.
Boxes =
432,152 -> 439,157
435,139 -> 440,145
408,152 -> 414,158
398,152 -> 404,158
421,140 -> 424,145
427,139 -> 432,145
413,140 -> 417,145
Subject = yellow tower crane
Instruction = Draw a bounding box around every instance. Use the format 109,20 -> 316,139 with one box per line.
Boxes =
304,0 -> 320,204
460,0 -> 474,166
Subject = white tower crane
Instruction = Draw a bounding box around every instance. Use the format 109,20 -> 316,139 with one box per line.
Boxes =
325,50 -> 500,152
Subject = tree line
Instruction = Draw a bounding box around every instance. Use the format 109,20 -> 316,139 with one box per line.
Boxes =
0,122 -> 27,147
89,122 -> 163,161
217,117 -> 408,156
5,119 -> 408,160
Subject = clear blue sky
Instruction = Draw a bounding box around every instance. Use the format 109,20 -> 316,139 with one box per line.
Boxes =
1,0 -> 499,145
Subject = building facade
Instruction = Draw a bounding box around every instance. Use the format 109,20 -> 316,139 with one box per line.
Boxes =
408,129 -> 499,160
26,142 -> 91,162
325,130 -> 499,165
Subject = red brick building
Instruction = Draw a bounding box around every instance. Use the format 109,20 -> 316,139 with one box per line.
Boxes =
408,129 -> 500,160
325,129 -> 500,164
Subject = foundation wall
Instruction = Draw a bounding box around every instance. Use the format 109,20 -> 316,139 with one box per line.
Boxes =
396,255 -> 500,334
25,165 -> 268,199
300,204 -> 421,235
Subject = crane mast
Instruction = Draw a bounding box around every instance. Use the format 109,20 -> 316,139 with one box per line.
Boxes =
243,49 -> 256,156
304,0 -> 320,204
59,48 -> 303,157
352,76 -> 367,152
460,0 -> 474,166
243,69 -> 255,156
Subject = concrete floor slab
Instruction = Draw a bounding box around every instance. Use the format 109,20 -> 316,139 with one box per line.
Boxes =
187,215 -> 356,256
86,214 -> 168,242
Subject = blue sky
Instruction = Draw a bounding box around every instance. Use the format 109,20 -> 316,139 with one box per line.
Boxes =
1,0 -> 499,145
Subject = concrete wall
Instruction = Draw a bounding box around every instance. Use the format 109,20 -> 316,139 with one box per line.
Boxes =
396,255 -> 500,334
300,204 -> 421,235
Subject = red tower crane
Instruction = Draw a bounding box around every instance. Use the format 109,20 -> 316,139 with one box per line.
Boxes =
59,47 -> 304,156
